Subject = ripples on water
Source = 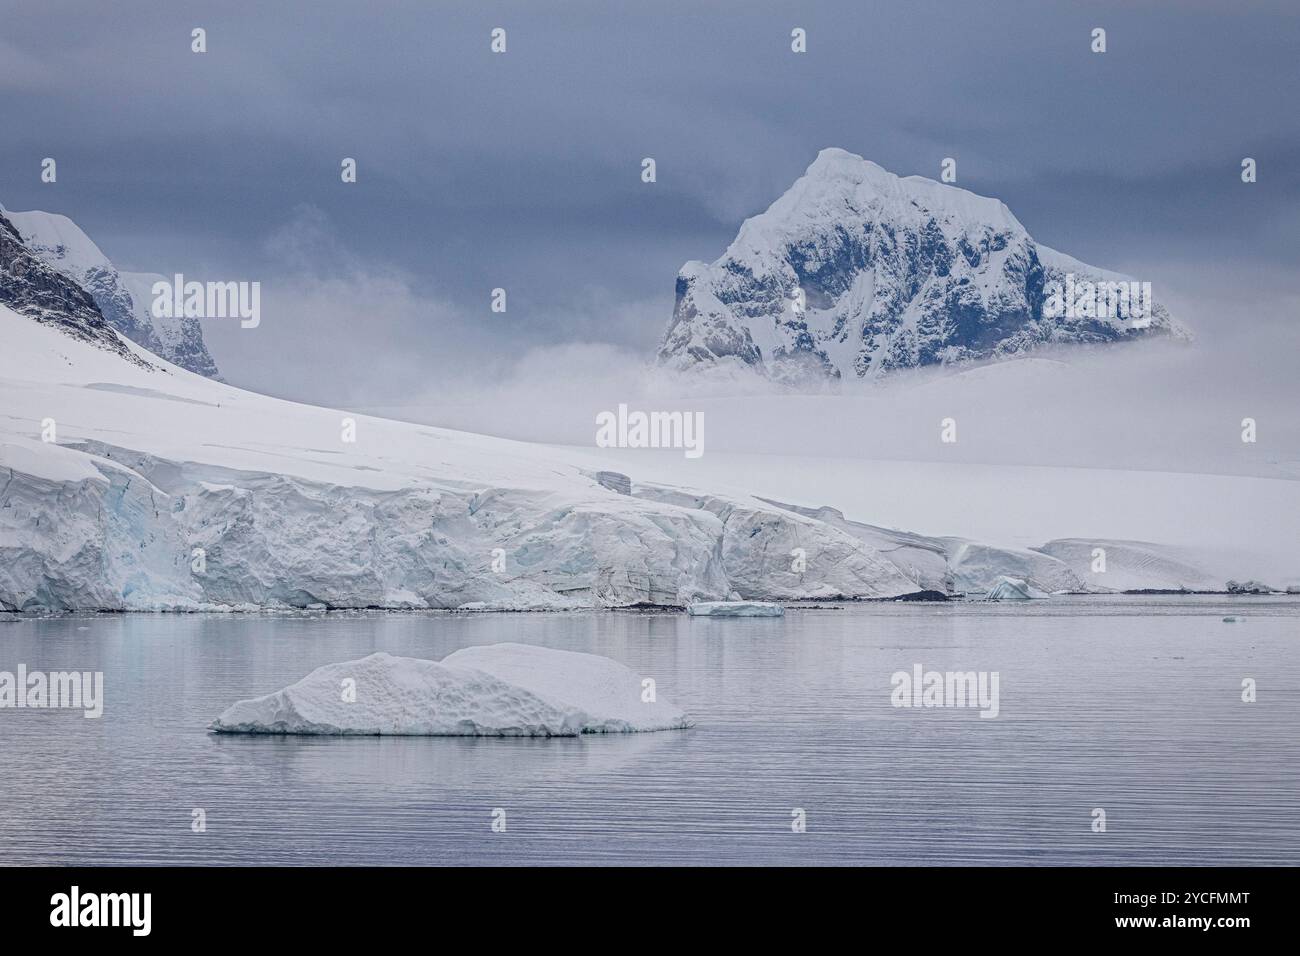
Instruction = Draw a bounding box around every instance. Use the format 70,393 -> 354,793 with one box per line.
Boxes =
1,596 -> 1296,865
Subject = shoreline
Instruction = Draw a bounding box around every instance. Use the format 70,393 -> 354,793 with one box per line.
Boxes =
5,590 -> 1299,619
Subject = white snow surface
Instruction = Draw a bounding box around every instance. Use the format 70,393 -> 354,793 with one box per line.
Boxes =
3,208 -> 112,278
1035,539 -> 1239,593
209,643 -> 691,735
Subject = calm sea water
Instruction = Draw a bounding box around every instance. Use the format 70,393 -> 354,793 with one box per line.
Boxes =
1,596 -> 1297,866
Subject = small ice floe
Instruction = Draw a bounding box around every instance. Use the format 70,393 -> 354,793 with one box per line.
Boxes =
686,601 -> 784,617
209,643 -> 691,736
980,576 -> 1045,601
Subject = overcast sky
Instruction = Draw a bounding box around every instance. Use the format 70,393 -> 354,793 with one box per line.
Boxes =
2,0 -> 1296,411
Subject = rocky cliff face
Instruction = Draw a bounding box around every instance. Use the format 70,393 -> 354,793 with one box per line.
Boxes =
0,209 -> 146,366
658,148 -> 1186,384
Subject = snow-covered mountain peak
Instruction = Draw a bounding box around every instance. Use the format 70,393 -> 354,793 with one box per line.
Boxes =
1,203 -> 220,378
0,208 -> 150,368
659,150 -> 1185,385
802,147 -> 1009,219
732,148 -> 1023,259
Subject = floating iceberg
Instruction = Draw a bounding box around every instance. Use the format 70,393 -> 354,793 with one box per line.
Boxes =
209,643 -> 692,736
686,601 -> 784,617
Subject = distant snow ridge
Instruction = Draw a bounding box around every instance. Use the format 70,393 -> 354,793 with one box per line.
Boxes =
1035,539 -> 1226,593
758,499 -> 1085,597
210,644 -> 692,735
657,148 -> 1187,384
1,206 -> 219,377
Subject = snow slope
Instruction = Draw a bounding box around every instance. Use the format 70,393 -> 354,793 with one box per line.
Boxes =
658,148 -> 1186,384
1036,539 -> 1230,593
210,644 -> 691,735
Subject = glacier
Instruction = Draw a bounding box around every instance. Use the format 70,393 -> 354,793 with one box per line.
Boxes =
0,305 -> 940,610
209,643 -> 692,735
0,297 -> 1285,611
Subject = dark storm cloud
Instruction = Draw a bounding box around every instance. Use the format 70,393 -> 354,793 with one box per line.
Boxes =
1,0 -> 1296,404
